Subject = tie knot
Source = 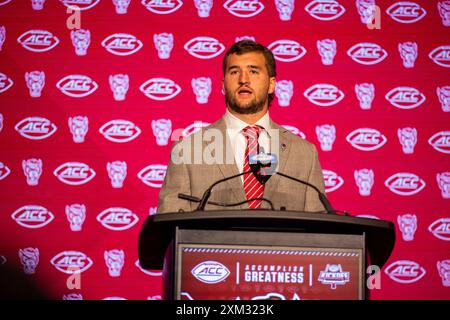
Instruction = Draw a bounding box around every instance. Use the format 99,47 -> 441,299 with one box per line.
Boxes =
242,125 -> 261,140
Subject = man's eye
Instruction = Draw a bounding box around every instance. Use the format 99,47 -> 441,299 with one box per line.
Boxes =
230,70 -> 238,75
251,70 -> 259,74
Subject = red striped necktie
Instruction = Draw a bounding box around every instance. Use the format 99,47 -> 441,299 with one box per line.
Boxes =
242,125 -> 264,209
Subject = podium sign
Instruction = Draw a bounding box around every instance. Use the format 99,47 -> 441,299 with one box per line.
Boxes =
173,229 -> 366,300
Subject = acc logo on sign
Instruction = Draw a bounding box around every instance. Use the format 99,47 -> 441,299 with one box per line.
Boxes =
141,0 -> 183,14
346,128 -> 387,151
428,131 -> 450,154
0,0 -> 12,7
428,218 -> 450,241
99,120 -> 142,143
0,162 -> 11,180
385,86 -> 426,110
11,205 -> 54,229
191,261 -> 230,284
268,40 -> 307,62
102,33 -> 143,56
56,75 -> 98,98
54,162 -> 96,186
17,30 -> 60,53
137,164 -> 167,188
15,117 -> 57,140
323,169 -> 344,193
384,173 -> 426,196
386,1 -> 427,24
140,78 -> 181,100
51,251 -> 93,274
184,37 -> 225,59
224,0 -> 265,18
304,84 -> 344,107
384,260 -> 426,284
304,0 -> 346,21
347,43 -> 388,65
0,73 -> 13,93
96,207 -> 139,231
429,46 -> 450,68
60,0 -> 100,10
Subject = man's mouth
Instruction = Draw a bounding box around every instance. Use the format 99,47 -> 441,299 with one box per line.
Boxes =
237,87 -> 253,97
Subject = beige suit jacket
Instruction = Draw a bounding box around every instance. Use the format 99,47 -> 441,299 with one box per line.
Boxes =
157,116 -> 326,213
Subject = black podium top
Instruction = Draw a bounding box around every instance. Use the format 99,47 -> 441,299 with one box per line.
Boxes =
138,210 -> 395,270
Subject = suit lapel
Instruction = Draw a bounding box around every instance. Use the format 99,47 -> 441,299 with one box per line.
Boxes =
263,121 -> 291,207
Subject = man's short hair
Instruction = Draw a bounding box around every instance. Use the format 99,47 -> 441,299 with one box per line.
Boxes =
222,40 -> 277,106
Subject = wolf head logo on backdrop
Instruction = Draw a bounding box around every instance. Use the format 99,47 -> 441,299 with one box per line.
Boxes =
355,83 -> 375,110
356,0 -> 376,24
71,29 -> 91,56
437,86 -> 450,112
0,26 -> 5,51
316,124 -> 336,152
398,127 -> 417,154
275,0 -> 295,21
113,0 -> 131,14
66,204 -> 86,232
275,80 -> 293,107
109,74 -> 129,101
317,39 -> 336,65
19,247 -> 39,275
192,77 -> 212,104
354,169 -> 374,196
22,158 -> 42,186
152,119 -> 172,146
107,161 -> 127,188
398,42 -> 418,68
194,0 -> 213,17
437,172 -> 450,199
31,0 -> 45,10
437,260 -> 450,287
398,214 -> 418,241
104,249 -> 125,277
153,33 -> 174,59
68,116 -> 89,143
438,1 -> 450,27
25,71 -> 45,98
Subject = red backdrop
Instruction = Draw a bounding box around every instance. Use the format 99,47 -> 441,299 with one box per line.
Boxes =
0,0 -> 448,300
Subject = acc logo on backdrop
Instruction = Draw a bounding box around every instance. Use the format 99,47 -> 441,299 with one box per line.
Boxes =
0,0 -> 12,7
140,78 -> 181,100
54,162 -> 96,185
59,0 -> 100,10
11,205 -> 54,229
429,45 -> 450,68
97,207 -> 139,231
138,164 -> 167,188
99,119 -> 142,143
384,260 -> 426,284
184,36 -> 225,59
282,125 -> 306,139
322,169 -> 344,193
51,251 -> 93,274
347,43 -> 388,65
0,72 -> 13,93
135,260 -> 162,276
223,0 -> 264,18
428,218 -> 450,241
385,86 -> 426,109
386,1 -> 427,23
0,162 -> 11,180
15,117 -> 57,140
181,121 -> 210,138
384,173 -> 426,196
268,40 -> 307,62
56,75 -> 98,98
346,128 -> 387,151
102,33 -> 143,56
17,30 -> 60,53
191,261 -> 230,284
428,131 -> 450,154
141,0 -> 183,14
304,84 -> 344,107
304,0 -> 346,21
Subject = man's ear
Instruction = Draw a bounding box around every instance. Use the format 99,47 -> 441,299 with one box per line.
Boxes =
221,78 -> 225,95
268,77 -> 276,94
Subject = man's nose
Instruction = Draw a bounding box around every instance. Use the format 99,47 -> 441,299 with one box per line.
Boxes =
238,70 -> 250,85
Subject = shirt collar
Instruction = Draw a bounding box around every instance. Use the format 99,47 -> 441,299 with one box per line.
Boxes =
224,109 -> 271,135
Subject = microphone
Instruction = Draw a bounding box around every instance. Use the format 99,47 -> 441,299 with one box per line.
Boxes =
250,152 -> 335,214
178,193 -> 274,210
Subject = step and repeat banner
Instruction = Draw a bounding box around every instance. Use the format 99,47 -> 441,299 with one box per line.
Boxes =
0,0 -> 448,300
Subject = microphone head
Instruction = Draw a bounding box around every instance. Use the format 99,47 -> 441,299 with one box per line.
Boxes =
248,152 -> 278,184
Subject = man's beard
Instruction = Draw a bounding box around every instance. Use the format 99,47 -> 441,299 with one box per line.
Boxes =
225,89 -> 267,115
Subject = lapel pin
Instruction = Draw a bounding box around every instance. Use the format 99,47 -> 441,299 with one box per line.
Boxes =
281,143 -> 287,151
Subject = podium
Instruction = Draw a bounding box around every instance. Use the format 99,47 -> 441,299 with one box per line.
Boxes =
138,210 -> 395,300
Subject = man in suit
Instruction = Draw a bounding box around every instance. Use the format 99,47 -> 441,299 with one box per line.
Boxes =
157,40 -> 326,213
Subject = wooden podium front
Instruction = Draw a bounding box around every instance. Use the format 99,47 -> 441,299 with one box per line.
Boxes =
138,210 -> 395,300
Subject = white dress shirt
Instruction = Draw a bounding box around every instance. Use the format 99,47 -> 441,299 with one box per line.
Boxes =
223,109 -> 272,181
